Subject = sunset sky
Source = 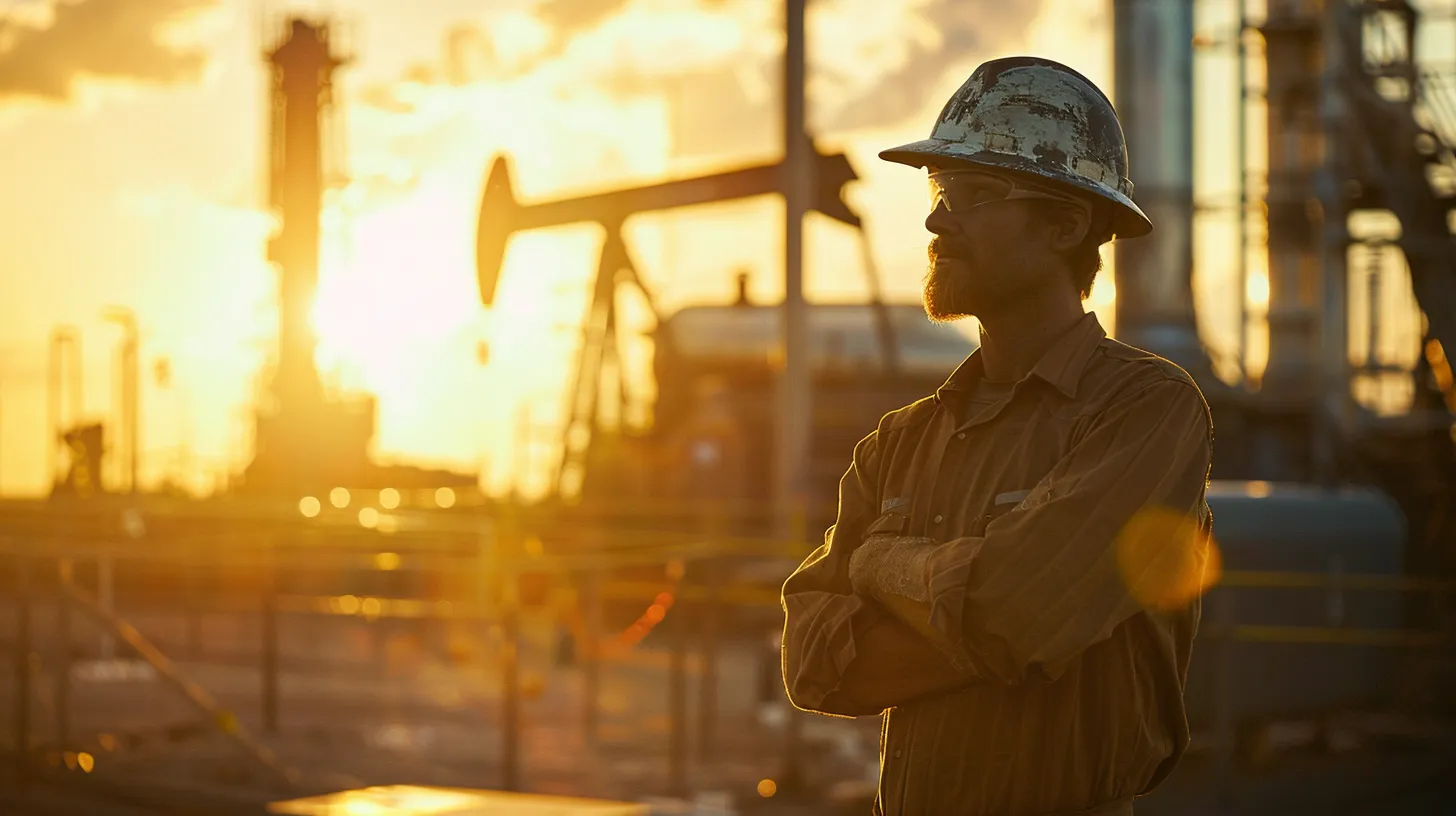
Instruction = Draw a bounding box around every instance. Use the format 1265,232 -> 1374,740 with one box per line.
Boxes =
0,0 -> 1431,499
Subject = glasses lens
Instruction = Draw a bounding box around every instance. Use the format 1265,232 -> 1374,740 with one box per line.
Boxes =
929,171 -> 1014,212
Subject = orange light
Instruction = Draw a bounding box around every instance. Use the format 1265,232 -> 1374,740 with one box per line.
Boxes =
374,552 -> 401,571
1116,507 -> 1223,611
644,604 -> 666,624
758,779 -> 777,797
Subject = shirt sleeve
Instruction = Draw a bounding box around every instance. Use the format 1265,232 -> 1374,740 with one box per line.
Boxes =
780,430 -> 975,716
922,376 -> 1214,684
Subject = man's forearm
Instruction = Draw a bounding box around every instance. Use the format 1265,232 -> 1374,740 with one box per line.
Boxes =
822,609 -> 976,712
849,535 -> 976,674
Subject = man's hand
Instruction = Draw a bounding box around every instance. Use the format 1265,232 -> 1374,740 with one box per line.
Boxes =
849,534 -> 937,604
849,533 -> 976,675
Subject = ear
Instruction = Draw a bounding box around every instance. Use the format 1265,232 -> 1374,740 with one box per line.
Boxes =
1041,202 -> 1092,252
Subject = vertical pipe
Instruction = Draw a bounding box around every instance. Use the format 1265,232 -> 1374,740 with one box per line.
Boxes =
13,554 -> 31,791
261,548 -> 279,735
54,559 -> 72,748
582,570 -> 601,747
499,508 -> 521,792
777,0 -> 813,785
667,591 -> 688,797
1236,1 -> 1251,381
778,0 -> 811,540
1320,0 -> 1353,480
501,596 -> 520,791
1113,0 -> 1209,379
696,557 -> 719,762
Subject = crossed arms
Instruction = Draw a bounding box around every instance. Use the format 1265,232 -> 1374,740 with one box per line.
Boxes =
779,377 -> 1213,717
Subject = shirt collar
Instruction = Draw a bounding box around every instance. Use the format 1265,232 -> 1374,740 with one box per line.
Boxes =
936,311 -> 1106,402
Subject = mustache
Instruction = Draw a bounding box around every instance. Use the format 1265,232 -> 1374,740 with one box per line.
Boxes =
928,234 -> 967,262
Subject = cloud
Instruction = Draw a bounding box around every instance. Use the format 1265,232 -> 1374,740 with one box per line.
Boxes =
812,0 -> 1044,132
0,0 -> 220,101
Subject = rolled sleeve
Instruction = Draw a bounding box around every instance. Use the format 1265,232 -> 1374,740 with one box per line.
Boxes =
781,432 -> 887,715
923,377 -> 1214,684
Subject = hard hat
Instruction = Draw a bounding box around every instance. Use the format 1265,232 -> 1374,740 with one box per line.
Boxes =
880,56 -> 1152,240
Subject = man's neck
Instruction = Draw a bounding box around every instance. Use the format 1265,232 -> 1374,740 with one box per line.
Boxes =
975,292 -> 1087,383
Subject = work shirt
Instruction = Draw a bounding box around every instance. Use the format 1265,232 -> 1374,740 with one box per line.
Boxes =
781,312 -> 1214,816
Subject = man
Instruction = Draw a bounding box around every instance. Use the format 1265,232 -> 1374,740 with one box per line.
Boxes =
780,57 -> 1215,815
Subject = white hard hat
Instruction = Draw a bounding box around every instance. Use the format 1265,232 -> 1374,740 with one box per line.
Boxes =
880,56 -> 1152,240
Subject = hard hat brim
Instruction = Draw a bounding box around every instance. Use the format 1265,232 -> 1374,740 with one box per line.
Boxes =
879,138 -> 1154,240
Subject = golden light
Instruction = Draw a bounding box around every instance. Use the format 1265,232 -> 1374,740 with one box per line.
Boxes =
523,536 -> 544,558
331,487 -> 351,508
375,551 -> 401,571
338,594 -> 362,615
1115,507 -> 1222,611
378,514 -> 400,534
434,487 -> 456,508
758,779 -> 777,798
359,507 -> 380,528
1247,271 -> 1270,309
379,488 -> 401,510
77,752 -> 94,773
361,597 -> 383,620
1244,481 -> 1273,498
299,496 -> 321,517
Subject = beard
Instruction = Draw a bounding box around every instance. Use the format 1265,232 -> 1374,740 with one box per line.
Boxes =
923,235 -> 984,322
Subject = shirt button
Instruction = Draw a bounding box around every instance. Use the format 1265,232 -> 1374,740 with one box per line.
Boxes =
956,432 -> 966,439
933,514 -> 944,524
894,749 -> 903,759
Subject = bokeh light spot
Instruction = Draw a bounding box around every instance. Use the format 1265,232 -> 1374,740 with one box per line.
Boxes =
379,487 -> 401,509
299,496 -> 321,517
375,551 -> 401,571
435,487 -> 456,508
330,487 -> 351,508
1115,507 -> 1222,611
359,507 -> 380,528
758,779 -> 777,798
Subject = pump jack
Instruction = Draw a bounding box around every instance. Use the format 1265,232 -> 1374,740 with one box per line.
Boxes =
475,148 -> 899,499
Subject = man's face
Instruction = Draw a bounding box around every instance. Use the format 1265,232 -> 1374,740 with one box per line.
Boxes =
920,167 -> 1078,322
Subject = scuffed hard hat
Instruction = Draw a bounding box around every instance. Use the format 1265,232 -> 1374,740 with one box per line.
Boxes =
880,56 -> 1152,240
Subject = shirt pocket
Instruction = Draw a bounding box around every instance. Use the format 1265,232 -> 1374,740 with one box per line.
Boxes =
968,489 -> 1034,536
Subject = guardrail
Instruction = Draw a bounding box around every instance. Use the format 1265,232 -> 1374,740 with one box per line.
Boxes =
1,504 -> 1453,803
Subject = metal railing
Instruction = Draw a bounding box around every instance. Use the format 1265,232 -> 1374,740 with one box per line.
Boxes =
1,503 -> 1453,807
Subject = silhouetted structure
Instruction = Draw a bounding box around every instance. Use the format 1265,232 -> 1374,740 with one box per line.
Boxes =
242,18 -> 472,497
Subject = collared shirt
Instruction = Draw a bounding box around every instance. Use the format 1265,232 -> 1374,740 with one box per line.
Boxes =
781,312 -> 1214,816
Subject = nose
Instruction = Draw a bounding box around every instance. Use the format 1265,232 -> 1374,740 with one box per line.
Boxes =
925,200 -> 956,235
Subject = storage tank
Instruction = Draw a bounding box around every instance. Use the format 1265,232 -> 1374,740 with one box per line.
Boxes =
1184,482 -> 1407,729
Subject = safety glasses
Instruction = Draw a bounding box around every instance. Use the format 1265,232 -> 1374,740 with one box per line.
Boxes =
928,169 -> 1088,216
